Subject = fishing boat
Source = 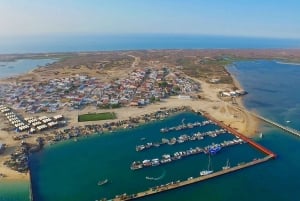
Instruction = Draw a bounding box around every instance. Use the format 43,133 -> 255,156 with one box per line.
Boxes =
208,144 -> 221,154
222,159 -> 230,170
130,161 -> 143,170
98,179 -> 109,186
200,155 -> 213,176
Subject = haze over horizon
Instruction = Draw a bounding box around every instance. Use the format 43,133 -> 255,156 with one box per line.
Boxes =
1,0 -> 300,39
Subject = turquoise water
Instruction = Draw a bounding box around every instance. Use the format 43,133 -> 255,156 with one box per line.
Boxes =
0,181 -> 30,201
0,59 -> 57,79
29,112 -> 264,201
1,34 -> 300,54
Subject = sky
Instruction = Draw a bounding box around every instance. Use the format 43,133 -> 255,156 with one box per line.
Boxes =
0,0 -> 300,39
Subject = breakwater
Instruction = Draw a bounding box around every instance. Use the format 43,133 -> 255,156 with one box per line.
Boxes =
29,170 -> 33,201
104,156 -> 274,201
250,112 -> 300,138
202,111 -> 277,158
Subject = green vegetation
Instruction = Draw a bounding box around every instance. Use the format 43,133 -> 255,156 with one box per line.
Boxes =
176,57 -> 235,84
98,103 -> 121,109
78,112 -> 116,122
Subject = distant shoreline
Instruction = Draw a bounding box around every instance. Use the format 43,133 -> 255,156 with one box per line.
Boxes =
1,34 -> 300,54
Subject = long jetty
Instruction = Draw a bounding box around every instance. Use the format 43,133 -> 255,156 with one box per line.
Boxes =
106,156 -> 273,201
250,112 -> 300,138
29,170 -> 34,201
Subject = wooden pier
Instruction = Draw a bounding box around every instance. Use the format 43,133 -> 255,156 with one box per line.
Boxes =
250,112 -> 300,138
106,156 -> 274,201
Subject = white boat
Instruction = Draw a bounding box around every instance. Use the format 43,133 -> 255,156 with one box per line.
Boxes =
259,132 -> 263,138
98,179 -> 109,186
200,155 -> 213,176
200,170 -> 213,176
222,159 -> 230,170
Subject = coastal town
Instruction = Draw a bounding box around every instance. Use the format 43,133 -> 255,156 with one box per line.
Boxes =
0,51 -> 254,180
0,67 -> 200,113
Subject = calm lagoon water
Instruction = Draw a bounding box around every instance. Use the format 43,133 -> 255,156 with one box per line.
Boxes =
0,59 -> 57,79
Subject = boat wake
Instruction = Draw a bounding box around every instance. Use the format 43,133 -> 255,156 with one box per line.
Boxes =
145,170 -> 166,181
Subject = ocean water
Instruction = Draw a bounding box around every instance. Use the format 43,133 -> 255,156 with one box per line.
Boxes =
0,59 -> 58,79
1,34 -> 300,54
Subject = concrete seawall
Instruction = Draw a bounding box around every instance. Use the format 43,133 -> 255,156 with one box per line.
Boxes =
28,170 -> 34,201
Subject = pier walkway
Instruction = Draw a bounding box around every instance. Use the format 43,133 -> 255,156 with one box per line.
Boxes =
250,112 -> 300,138
106,156 -> 273,201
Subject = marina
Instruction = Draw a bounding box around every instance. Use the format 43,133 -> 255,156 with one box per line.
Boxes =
98,111 -> 276,201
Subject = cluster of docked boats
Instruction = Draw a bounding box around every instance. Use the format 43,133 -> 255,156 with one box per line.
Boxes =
131,146 -> 204,170
131,138 -> 245,170
136,128 -> 227,152
160,120 -> 214,133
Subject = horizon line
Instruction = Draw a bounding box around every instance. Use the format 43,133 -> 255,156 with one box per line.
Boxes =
1,33 -> 300,41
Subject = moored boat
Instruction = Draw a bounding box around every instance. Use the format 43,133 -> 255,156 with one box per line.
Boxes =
200,155 -> 213,176
222,159 -> 230,170
131,161 -> 143,170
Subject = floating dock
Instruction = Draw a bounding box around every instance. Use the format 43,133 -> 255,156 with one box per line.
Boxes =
136,128 -> 226,152
160,120 -> 213,133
